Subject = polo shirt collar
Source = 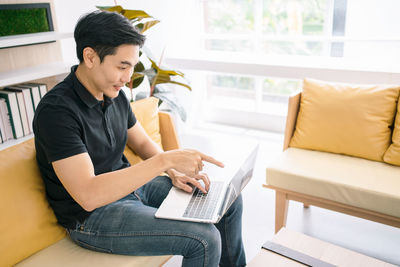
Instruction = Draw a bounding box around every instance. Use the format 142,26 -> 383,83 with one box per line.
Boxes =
70,65 -> 114,109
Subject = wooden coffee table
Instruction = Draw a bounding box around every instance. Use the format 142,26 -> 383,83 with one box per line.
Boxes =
247,228 -> 396,267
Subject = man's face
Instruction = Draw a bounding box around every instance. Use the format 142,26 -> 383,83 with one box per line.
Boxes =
91,44 -> 140,99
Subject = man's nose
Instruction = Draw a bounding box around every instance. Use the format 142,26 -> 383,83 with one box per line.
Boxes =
121,69 -> 133,83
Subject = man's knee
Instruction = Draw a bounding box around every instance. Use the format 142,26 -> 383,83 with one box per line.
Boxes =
227,194 -> 243,217
203,224 -> 222,252
184,224 -> 222,263
138,176 -> 172,207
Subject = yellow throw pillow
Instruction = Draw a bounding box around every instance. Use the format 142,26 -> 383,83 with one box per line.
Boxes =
384,97 -> 400,165
124,97 -> 163,165
290,78 -> 400,162
0,139 -> 66,267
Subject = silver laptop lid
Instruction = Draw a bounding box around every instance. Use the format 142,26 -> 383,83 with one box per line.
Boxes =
218,144 -> 259,216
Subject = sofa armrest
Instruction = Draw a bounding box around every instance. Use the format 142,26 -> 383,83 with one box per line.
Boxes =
283,92 -> 301,151
159,111 -> 180,151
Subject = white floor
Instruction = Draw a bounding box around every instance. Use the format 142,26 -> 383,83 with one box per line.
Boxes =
164,123 -> 400,266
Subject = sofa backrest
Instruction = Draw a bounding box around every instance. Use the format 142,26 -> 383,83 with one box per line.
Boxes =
0,139 -> 67,267
123,97 -> 180,165
0,97 -> 180,266
283,92 -> 301,150
285,79 -> 400,164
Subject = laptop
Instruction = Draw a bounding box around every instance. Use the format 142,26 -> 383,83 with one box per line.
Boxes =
155,145 -> 259,223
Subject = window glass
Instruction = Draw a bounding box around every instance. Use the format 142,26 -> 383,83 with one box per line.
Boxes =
202,0 -> 331,56
203,0 -> 255,34
207,74 -> 256,111
262,0 -> 328,35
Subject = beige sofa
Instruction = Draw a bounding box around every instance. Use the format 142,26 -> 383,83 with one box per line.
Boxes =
265,79 -> 400,233
0,97 -> 176,267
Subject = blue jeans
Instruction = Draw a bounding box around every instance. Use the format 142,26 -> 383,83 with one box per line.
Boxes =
67,176 -> 246,267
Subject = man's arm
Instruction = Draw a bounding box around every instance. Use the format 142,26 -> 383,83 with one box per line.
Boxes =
52,150 -> 169,212
52,122 -> 224,212
126,122 -> 212,193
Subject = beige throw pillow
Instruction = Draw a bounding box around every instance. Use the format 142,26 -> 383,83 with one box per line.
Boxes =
124,97 -> 162,165
290,78 -> 400,162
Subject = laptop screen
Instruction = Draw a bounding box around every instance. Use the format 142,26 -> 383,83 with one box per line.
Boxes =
220,145 -> 258,215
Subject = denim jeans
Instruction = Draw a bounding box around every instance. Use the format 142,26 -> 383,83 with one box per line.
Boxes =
67,176 -> 246,267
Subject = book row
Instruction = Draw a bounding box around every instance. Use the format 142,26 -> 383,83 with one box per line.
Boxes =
0,83 -> 48,143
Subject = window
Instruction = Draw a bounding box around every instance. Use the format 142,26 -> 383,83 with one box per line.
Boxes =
202,0 -> 344,56
201,0 -> 346,121
167,0 -> 400,131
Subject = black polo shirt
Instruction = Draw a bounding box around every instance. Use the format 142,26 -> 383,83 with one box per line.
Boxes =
33,65 -> 136,229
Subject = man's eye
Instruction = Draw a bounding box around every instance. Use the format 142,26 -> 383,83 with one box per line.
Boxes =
119,67 -> 127,70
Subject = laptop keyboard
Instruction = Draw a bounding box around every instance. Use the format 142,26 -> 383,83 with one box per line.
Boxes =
183,181 -> 224,220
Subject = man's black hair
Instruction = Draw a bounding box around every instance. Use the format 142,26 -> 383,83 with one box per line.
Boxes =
74,10 -> 146,63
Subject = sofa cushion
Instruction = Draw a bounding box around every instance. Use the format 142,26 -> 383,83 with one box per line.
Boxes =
289,78 -> 400,162
15,237 -> 171,267
266,148 -> 400,218
0,139 -> 66,267
384,97 -> 400,166
124,97 -> 162,165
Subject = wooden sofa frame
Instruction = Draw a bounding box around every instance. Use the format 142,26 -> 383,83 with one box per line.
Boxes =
264,92 -> 400,233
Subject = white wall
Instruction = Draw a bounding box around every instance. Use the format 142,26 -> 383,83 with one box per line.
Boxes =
344,0 -> 400,67
53,0 -> 172,64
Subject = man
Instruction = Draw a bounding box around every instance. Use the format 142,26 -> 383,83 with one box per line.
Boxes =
33,10 -> 246,267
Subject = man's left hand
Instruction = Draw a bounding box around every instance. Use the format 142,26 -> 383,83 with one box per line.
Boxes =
166,168 -> 210,194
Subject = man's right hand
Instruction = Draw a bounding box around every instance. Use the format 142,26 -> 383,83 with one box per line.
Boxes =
162,149 -> 224,177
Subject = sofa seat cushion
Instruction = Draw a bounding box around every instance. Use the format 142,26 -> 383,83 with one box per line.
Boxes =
266,148 -> 400,218
15,237 -> 172,267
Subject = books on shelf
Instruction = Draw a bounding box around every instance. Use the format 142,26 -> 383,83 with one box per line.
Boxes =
4,86 -> 35,134
18,83 -> 42,110
0,90 -> 24,139
0,99 -> 13,142
0,99 -> 7,143
3,88 -> 30,136
0,82 -> 49,144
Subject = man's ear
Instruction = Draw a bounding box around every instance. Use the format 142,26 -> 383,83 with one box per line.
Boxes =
82,47 -> 98,68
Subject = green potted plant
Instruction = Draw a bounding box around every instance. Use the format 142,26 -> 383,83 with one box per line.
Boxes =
97,5 -> 191,121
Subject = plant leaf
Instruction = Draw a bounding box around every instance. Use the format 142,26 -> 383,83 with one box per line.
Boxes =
135,61 -> 145,72
96,5 -> 123,13
144,58 -> 191,91
126,61 -> 146,89
167,81 -> 192,91
136,20 -> 160,33
130,73 -> 144,89
153,73 -> 172,83
153,91 -> 187,121
122,10 -> 152,20
148,58 -> 185,77
150,72 -> 191,91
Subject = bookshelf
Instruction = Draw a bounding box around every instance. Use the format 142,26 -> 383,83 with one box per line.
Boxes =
0,60 -> 71,150
0,30 -> 73,150
0,32 -> 73,49
0,61 -> 71,88
0,1 -> 71,150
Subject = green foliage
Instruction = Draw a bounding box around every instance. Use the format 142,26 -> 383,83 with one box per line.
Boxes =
0,8 -> 49,36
